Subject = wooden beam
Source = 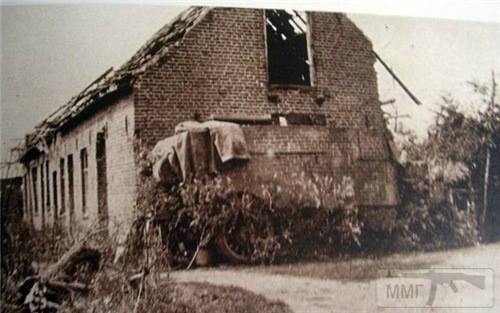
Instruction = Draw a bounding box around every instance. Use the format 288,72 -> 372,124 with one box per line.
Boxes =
372,50 -> 422,105
207,114 -> 273,124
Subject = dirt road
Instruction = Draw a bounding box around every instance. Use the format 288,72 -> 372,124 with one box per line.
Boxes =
170,243 -> 500,313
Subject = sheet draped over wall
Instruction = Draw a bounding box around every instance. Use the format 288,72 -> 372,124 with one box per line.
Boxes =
151,121 -> 250,184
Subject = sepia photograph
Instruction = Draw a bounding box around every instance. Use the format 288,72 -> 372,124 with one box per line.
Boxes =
1,1 -> 499,312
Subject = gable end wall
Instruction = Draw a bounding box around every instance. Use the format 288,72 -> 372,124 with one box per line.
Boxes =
133,7 -> 397,206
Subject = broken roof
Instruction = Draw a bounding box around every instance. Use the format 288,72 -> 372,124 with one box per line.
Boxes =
1,147 -> 25,179
21,7 -> 210,161
0,162 -> 24,180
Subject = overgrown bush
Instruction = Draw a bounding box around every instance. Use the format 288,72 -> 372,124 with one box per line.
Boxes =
359,159 -> 480,253
134,156 -> 363,265
393,198 -> 479,251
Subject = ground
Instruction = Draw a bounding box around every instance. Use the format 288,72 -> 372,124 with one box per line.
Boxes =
170,242 -> 500,313
58,281 -> 292,313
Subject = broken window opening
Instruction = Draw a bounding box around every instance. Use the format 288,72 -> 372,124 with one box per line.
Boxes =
265,9 -> 311,86
21,174 -> 28,216
45,160 -> 50,212
60,158 -> 65,215
52,171 -> 58,216
96,131 -> 108,229
40,164 -> 45,215
80,148 -> 88,214
23,174 -> 28,216
67,154 -> 75,223
31,167 -> 38,214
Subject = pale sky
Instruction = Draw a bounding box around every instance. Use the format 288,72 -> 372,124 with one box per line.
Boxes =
1,4 -> 499,161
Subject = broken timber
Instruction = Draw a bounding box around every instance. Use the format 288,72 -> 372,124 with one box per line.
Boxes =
372,50 -> 422,105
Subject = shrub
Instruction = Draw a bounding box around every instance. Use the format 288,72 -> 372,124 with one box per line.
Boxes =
132,169 -> 364,265
360,160 -> 480,253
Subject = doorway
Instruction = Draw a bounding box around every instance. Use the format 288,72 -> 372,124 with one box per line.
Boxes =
96,131 -> 108,231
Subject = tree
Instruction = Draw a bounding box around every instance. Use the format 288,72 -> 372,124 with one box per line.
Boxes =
419,73 -> 499,241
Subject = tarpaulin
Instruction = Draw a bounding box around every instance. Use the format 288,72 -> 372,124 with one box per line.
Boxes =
151,121 -> 250,183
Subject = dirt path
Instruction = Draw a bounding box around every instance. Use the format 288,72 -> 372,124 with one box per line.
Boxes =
169,243 -> 500,313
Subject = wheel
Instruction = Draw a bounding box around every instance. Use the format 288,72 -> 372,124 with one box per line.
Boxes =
214,192 -> 274,264
63,248 -> 101,284
214,215 -> 253,264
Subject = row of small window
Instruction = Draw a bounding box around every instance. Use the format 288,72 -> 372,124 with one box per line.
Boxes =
25,148 -> 89,220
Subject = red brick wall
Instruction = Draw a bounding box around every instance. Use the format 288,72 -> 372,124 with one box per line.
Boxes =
134,8 -> 397,206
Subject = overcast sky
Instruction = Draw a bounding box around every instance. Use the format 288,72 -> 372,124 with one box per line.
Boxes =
1,4 -> 499,161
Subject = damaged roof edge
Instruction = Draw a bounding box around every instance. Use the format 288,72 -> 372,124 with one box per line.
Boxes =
20,6 -> 211,163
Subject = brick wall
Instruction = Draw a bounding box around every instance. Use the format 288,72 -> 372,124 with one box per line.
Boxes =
243,125 -> 332,155
24,94 -> 137,234
134,8 -> 385,141
133,7 -> 398,207
228,125 -> 397,207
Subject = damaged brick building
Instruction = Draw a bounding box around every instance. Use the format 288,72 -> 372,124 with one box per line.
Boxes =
20,7 -> 399,235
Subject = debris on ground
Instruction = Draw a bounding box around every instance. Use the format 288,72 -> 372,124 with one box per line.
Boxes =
3,243 -> 101,313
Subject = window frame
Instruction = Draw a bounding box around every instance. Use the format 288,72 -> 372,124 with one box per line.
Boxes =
263,9 -> 315,89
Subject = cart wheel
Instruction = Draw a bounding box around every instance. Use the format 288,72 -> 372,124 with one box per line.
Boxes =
214,192 -> 274,264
